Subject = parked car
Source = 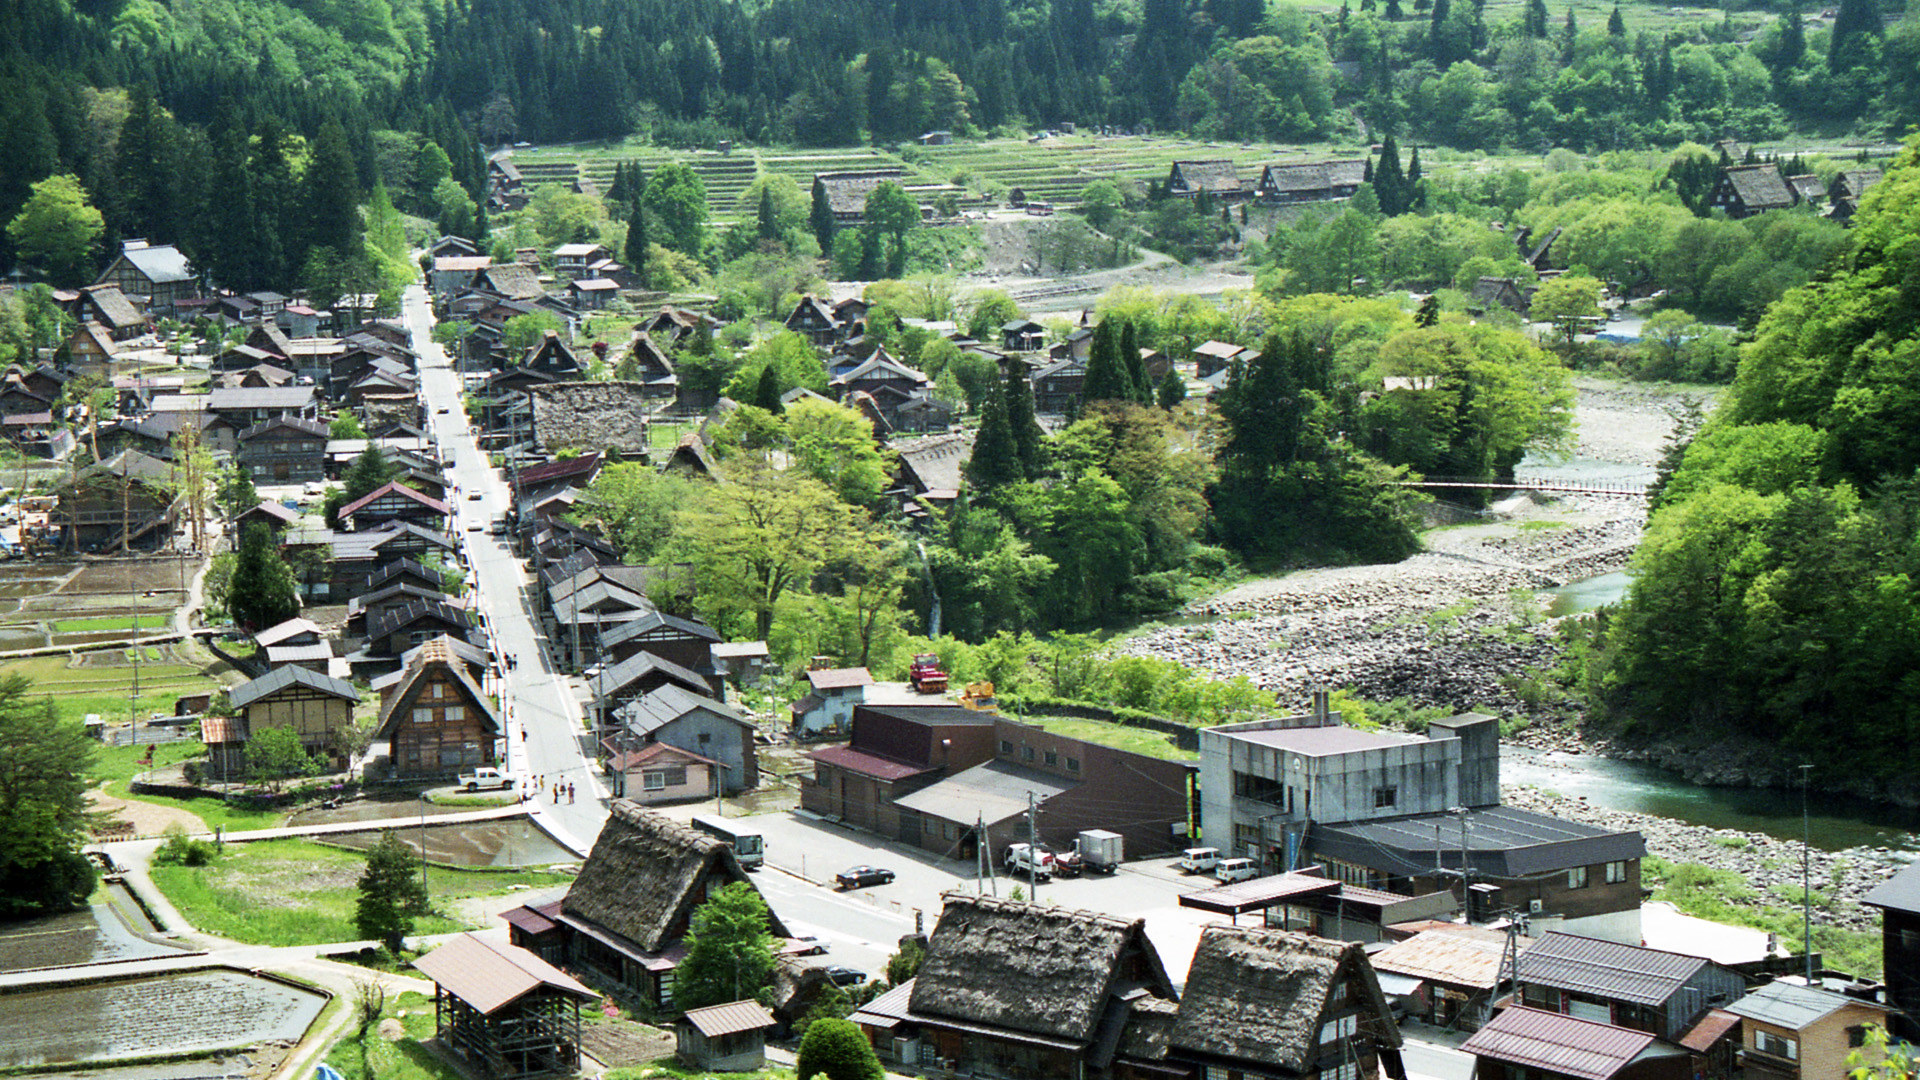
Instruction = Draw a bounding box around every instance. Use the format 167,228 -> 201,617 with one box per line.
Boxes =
1215,857 -> 1259,883
467,491 -> 483,500
822,965 -> 868,987
836,865 -> 895,890
786,935 -> 828,956
1177,847 -> 1220,874
457,766 -> 515,791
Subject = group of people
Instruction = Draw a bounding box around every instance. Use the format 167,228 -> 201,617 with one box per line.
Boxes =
521,773 -> 577,804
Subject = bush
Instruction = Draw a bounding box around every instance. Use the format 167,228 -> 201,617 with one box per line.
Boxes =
154,823 -> 220,866
795,1017 -> 884,1080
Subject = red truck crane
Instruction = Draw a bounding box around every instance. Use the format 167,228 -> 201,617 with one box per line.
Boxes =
909,653 -> 949,693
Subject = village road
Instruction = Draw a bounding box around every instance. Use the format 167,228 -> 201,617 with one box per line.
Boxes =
402,284 -> 609,856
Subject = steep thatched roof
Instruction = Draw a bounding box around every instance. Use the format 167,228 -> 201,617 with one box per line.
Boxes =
1167,160 -> 1243,195
1721,164 -> 1792,211
562,801 -> 788,954
909,893 -> 1176,1046
1116,995 -> 1181,1062
529,381 -> 653,455
814,170 -> 911,215
1170,925 -> 1399,1072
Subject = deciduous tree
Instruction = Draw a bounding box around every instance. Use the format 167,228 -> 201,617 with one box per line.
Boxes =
6,175 -> 104,286
674,881 -> 778,1010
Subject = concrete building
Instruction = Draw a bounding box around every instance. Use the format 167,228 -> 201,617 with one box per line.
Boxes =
1201,696 -> 1645,941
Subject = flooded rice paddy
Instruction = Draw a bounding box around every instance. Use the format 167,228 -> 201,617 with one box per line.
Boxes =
0,969 -> 325,1068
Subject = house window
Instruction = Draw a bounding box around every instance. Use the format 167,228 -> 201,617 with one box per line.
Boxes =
1022,746 -> 1035,762
412,707 -> 432,724
1000,739 -> 1014,754
428,682 -> 445,700
1066,757 -> 1080,772
1205,1068 -> 1231,1080
698,733 -> 711,745
1567,865 -> 1590,888
1044,750 -> 1057,766
944,822 -> 957,840
643,767 -> 687,791
1321,1062 -> 1358,1080
1328,980 -> 1348,1005
1605,860 -> 1628,884
1319,1014 -> 1356,1044
444,705 -> 464,722
1754,1031 -> 1797,1061
1849,1026 -> 1868,1048
1373,786 -> 1397,809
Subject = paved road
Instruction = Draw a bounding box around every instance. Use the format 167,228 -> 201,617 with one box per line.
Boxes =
402,284 -> 609,855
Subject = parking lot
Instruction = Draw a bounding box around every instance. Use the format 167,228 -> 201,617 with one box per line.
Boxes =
656,804 -> 1235,984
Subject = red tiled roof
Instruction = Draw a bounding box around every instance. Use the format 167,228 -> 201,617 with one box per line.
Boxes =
809,744 -> 936,782
513,451 -> 602,492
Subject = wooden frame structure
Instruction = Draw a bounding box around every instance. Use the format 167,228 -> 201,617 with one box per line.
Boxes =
415,933 -> 596,1080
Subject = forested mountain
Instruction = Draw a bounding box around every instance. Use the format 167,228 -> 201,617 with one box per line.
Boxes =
1,0 -> 1914,282
1593,138 -> 1920,794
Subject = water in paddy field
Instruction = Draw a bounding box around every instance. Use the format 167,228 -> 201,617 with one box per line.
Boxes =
0,970 -> 326,1068
1503,746 -> 1920,855
326,819 -> 573,867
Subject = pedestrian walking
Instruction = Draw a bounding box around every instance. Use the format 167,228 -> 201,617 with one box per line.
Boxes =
568,782 -> 576,804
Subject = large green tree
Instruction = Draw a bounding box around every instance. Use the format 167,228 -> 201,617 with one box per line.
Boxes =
0,675 -> 97,915
7,175 -> 104,286
642,162 -> 710,257
355,831 -> 429,954
228,522 -> 299,630
673,881 -> 778,1010
675,456 -> 863,639
863,182 -> 920,278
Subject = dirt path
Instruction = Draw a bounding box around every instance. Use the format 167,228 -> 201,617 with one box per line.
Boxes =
88,784 -> 207,838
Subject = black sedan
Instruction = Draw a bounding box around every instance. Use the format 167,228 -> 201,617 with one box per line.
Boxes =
822,965 -> 868,987
835,865 -> 895,890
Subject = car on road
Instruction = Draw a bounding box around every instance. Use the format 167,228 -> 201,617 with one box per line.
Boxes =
466,522 -> 483,531
467,491 -> 483,500
784,935 -> 827,956
436,406 -> 450,414
821,965 -> 868,987
1177,846 -> 1221,874
457,766 -> 516,791
835,865 -> 895,890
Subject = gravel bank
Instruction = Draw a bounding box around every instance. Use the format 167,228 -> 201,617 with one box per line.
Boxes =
1118,494 -> 1644,726
1504,784 -> 1904,934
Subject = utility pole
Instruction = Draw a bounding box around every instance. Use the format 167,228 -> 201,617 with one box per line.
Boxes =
1802,763 -> 1813,982
979,813 -> 995,897
1028,790 -> 1042,904
1453,806 -> 1472,919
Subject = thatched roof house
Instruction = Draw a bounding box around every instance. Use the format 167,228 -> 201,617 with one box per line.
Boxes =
869,893 -> 1179,1077
1165,160 -> 1246,200
1165,925 -> 1404,1080
1710,164 -> 1793,219
528,381 -> 653,457
506,802 -> 791,1008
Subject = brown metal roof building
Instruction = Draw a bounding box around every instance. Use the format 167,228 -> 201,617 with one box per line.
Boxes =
414,932 -> 597,1080
1463,1005 -> 1688,1080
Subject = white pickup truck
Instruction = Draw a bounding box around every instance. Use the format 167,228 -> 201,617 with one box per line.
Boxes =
456,766 -> 516,791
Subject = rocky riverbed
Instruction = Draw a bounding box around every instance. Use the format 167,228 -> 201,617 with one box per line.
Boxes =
1118,492 -> 1644,734
1504,784 -> 1902,934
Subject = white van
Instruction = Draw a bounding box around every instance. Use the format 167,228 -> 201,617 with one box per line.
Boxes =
1177,847 -> 1220,874
1215,857 -> 1259,883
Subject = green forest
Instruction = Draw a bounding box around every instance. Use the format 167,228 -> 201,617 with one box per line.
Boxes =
1588,140 -> 1920,786
1,0 -> 1916,282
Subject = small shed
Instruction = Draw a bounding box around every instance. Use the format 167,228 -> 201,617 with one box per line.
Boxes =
414,932 -> 598,1080
677,999 -> 776,1071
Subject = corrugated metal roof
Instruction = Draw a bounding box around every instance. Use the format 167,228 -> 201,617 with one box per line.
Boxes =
1371,927 -> 1520,989
255,617 -> 320,647
265,642 -> 332,662
1863,860 -> 1920,914
681,999 -> 775,1037
1678,1008 -> 1741,1052
1312,805 -> 1645,878
1178,871 -> 1341,915
413,932 -> 595,1014
892,758 -> 1075,826
852,978 -> 915,1028
1518,933 -> 1710,1008
1726,981 -> 1876,1030
809,744 -> 937,782
807,667 -> 873,690
1463,1006 -> 1659,1080
229,664 -> 359,708
618,683 -> 749,735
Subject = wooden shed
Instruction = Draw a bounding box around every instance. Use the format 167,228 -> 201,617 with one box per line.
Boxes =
677,999 -> 776,1071
413,932 -> 597,1080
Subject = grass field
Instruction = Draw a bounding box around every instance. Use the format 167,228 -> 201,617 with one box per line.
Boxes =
0,650 -> 222,729
150,839 -> 576,947
1025,716 -> 1199,761
323,991 -> 466,1080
